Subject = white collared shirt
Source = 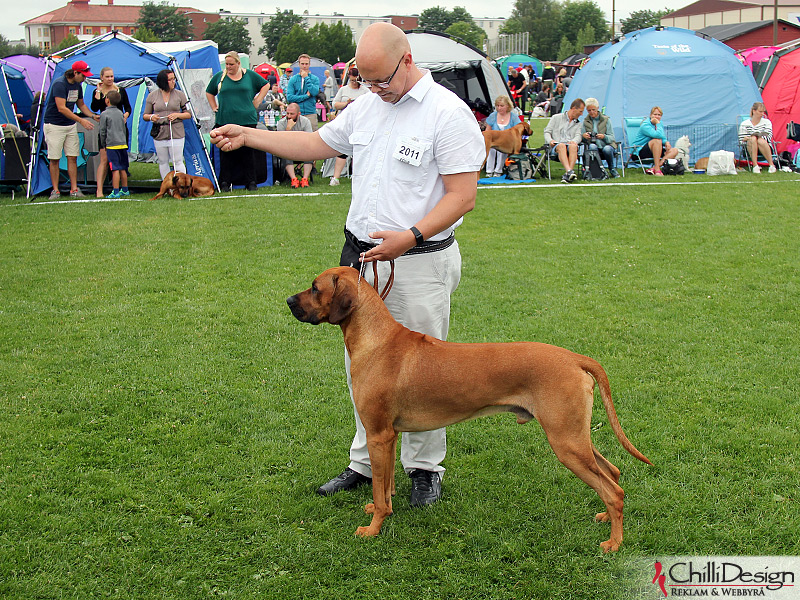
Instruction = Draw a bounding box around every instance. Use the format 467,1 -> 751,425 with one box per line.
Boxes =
318,71 -> 485,242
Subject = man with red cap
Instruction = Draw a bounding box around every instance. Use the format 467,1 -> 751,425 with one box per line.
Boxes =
43,60 -> 99,199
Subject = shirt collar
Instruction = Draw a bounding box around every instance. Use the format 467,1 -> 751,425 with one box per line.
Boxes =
396,69 -> 434,106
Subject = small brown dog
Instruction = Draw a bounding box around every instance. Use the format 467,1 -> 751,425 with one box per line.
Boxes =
150,171 -> 215,200
287,267 -> 653,552
694,157 -> 709,170
482,120 -> 533,167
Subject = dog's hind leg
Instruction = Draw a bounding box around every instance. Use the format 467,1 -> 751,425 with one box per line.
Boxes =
546,436 -> 626,552
591,444 -> 622,524
357,429 -> 396,537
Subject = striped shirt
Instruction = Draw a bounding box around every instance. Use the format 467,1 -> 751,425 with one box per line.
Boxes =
739,117 -> 772,143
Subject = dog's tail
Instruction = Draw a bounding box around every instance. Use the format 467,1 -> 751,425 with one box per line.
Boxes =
582,357 -> 653,466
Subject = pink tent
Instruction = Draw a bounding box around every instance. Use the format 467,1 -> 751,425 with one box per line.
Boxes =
736,46 -> 780,70
759,42 -> 800,153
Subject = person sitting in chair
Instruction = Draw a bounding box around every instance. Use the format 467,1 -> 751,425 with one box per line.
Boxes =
544,98 -> 585,183
581,98 -> 619,178
632,106 -> 679,176
739,102 -> 777,174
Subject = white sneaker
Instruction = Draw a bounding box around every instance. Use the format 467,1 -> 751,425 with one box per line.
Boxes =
752,165 -> 761,174
768,165 -> 777,174
329,177 -> 340,186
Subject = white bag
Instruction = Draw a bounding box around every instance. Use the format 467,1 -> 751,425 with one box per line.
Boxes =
706,150 -> 737,176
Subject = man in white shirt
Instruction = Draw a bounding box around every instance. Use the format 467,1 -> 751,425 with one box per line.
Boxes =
211,22 -> 485,507
544,98 -> 585,183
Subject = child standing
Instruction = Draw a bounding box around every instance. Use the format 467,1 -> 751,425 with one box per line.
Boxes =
98,90 -> 130,198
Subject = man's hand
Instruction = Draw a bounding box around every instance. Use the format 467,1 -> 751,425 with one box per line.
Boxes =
210,124 -> 247,152
582,132 -> 591,139
81,118 -> 95,130
362,230 -> 417,263
549,140 -> 557,147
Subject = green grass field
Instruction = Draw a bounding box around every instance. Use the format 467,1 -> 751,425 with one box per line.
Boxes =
1,163 -> 799,598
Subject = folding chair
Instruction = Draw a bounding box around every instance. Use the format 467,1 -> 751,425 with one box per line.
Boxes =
58,132 -> 92,185
737,114 -> 778,171
525,144 -> 551,179
621,117 -> 655,174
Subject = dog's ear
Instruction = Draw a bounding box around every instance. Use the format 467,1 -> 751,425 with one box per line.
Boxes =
328,274 -> 355,324
172,174 -> 179,185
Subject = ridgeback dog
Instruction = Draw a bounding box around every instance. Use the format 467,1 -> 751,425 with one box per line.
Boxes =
150,171 -> 215,200
287,266 -> 652,552
482,120 -> 533,167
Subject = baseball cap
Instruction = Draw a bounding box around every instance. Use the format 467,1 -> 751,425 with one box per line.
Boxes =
285,67 -> 293,72
71,60 -> 94,76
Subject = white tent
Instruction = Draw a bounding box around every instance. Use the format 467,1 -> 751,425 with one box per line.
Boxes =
406,30 -> 510,113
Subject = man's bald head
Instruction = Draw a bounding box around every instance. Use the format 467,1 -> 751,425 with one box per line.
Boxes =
356,22 -> 409,65
355,23 -> 421,103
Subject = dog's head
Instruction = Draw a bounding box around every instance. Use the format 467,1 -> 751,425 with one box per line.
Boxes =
675,136 -> 691,152
287,267 -> 359,326
170,172 -> 193,198
522,121 -> 533,136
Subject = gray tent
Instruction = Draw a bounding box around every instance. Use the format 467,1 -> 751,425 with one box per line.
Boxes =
406,30 -> 511,115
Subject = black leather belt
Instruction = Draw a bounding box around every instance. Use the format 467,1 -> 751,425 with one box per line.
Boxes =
344,228 -> 455,256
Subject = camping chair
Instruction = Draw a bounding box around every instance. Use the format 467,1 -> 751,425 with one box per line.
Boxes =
621,117 -> 655,173
737,114 -> 779,171
525,144 -> 551,179
57,132 -> 92,186
0,135 -> 30,200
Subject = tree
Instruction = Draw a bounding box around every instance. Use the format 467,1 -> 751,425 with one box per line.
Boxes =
558,0 -> 608,48
136,1 -> 192,42
204,17 -> 251,54
557,35 -> 576,60
56,34 -> 81,53
274,24 -> 312,65
260,8 -> 304,58
574,23 -> 596,54
307,21 -> 356,64
620,8 -> 671,34
132,26 -> 161,43
503,0 -> 563,60
446,21 -> 486,48
419,6 -> 476,33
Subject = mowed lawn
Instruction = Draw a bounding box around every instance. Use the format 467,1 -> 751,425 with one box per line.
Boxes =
1,174 -> 798,599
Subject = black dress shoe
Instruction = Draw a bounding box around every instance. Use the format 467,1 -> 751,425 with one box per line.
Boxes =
218,181 -> 230,192
409,469 -> 442,507
316,468 -> 371,496
246,181 -> 257,191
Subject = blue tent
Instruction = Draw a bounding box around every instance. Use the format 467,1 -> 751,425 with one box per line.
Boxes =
28,33 -> 219,198
0,63 -> 34,129
563,26 -> 762,164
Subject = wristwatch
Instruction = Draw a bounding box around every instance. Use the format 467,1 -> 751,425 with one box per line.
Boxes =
410,226 -> 424,246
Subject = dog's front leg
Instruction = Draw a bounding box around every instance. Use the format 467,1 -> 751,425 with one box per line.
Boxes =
356,429 -> 397,537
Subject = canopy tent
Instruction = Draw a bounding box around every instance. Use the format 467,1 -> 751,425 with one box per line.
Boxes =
0,55 -> 54,94
28,32 -> 218,198
0,63 -> 34,129
493,54 -> 543,79
736,45 -> 780,72
563,26 -> 762,164
405,30 -> 511,118
556,53 -> 590,76
756,39 -> 800,154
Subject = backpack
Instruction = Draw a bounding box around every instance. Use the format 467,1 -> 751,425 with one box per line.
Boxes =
504,153 -> 535,180
661,158 -> 685,175
582,146 -> 608,181
787,121 -> 800,142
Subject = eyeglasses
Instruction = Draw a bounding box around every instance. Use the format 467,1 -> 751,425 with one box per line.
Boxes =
361,55 -> 404,89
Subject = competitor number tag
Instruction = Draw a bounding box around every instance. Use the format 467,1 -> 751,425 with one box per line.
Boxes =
393,135 -> 425,167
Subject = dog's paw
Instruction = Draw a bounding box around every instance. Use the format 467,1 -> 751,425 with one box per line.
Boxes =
595,511 -> 611,522
600,538 -> 621,553
364,503 -> 375,515
355,525 -> 379,537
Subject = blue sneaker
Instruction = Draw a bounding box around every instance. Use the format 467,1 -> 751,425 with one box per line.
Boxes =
119,190 -> 130,198
107,190 -> 121,199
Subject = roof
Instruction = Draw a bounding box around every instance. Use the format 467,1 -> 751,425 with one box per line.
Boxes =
698,18 -> 800,40
665,0 -> 800,18
22,1 -> 199,26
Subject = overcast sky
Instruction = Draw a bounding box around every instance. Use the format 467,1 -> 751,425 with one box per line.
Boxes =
4,0 -> 686,46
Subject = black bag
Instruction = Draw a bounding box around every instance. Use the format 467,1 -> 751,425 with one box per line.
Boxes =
504,153 -> 534,180
149,121 -> 162,138
787,121 -> 800,142
661,158 -> 685,175
582,145 -> 608,181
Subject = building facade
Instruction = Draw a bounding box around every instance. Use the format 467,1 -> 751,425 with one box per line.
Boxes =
661,0 -> 800,30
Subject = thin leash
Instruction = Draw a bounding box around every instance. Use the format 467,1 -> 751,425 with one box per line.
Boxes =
357,254 -> 395,300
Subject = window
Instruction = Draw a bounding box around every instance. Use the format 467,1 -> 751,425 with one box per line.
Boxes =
188,18 -> 193,24
69,27 -> 77,35
43,41 -> 51,50
85,26 -> 93,34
